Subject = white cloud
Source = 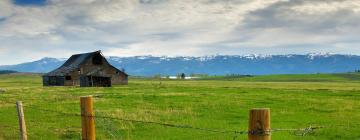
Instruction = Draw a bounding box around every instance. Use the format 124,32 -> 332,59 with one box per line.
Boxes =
0,0 -> 360,65
0,0 -> 14,18
292,1 -> 360,14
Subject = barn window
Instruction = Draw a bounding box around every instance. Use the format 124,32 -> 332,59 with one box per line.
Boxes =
92,54 -> 103,65
65,76 -> 72,80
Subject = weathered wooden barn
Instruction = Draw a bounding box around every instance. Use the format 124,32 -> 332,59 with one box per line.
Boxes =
43,51 -> 128,87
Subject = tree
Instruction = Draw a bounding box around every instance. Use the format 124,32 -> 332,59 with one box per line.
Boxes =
181,73 -> 186,79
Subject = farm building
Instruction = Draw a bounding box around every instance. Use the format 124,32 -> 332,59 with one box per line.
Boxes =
43,51 -> 128,87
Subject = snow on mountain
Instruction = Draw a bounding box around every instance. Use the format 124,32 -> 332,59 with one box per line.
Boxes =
1,53 -> 360,76
307,52 -> 333,59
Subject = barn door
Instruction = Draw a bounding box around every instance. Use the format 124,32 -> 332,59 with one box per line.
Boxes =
92,76 -> 111,87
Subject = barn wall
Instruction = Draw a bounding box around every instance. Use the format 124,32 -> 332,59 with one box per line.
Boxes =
43,76 -> 49,86
80,55 -> 108,76
79,76 -> 112,87
63,70 -> 81,86
78,53 -> 128,85
64,80 -> 73,86
111,72 -> 128,85
79,76 -> 90,87
43,76 -> 65,86
57,77 -> 65,86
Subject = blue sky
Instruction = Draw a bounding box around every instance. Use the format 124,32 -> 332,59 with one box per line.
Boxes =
0,0 -> 360,65
14,0 -> 46,6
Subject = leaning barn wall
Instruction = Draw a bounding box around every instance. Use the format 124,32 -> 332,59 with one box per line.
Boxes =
78,55 -> 128,85
43,76 -> 49,86
43,76 -> 65,86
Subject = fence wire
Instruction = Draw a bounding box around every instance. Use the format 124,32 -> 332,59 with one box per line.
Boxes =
4,94 -> 360,140
21,104 -> 325,138
0,99 -> 332,139
1,100 -> 332,137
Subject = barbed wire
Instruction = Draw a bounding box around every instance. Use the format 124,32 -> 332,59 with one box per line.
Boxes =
272,126 -> 324,136
22,104 -> 326,137
25,105 -> 249,135
4,100 -> 353,139
25,105 -> 80,117
95,115 -> 123,140
96,115 -> 249,135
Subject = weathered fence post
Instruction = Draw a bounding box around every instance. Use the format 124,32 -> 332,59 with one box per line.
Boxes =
248,108 -> 271,140
80,96 -> 95,140
16,101 -> 27,140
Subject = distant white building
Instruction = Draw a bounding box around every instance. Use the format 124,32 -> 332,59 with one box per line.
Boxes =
161,76 -> 199,80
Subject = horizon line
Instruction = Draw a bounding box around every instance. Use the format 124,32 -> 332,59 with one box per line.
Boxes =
1,52 -> 360,66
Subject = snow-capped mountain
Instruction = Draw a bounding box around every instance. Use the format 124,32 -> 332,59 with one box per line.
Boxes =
0,57 -> 65,73
1,54 -> 360,76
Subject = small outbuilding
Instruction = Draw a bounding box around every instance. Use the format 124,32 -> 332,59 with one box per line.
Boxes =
43,51 -> 128,87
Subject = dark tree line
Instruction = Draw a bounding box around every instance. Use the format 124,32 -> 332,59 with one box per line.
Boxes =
0,70 -> 18,74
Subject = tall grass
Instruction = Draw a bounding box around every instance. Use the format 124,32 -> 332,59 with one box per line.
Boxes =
0,73 -> 360,139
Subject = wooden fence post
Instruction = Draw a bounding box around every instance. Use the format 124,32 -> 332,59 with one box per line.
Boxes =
16,101 -> 27,140
80,96 -> 95,140
248,108 -> 270,140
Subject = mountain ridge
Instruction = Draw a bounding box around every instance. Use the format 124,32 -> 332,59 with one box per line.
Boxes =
1,54 -> 359,76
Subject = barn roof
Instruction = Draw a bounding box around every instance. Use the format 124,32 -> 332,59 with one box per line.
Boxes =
43,51 -> 127,76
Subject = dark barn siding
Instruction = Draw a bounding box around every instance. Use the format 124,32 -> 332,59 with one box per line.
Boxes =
80,76 -> 111,87
42,76 -> 48,86
43,76 -> 65,86
79,76 -> 89,87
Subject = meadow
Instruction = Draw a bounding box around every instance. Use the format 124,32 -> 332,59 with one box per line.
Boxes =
1,73 -> 360,140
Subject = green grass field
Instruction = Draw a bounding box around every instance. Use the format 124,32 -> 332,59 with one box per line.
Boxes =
1,73 -> 360,140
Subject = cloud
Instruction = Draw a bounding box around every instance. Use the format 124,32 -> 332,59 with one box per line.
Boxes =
0,0 -> 13,18
233,0 -> 360,50
0,0 -> 360,65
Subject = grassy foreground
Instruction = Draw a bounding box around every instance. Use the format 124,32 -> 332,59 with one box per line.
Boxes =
1,73 -> 360,139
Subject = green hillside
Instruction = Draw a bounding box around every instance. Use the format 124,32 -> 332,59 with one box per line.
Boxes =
201,73 -> 360,82
0,73 -> 360,139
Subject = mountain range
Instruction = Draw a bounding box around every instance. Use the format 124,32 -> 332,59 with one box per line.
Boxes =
1,53 -> 359,76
